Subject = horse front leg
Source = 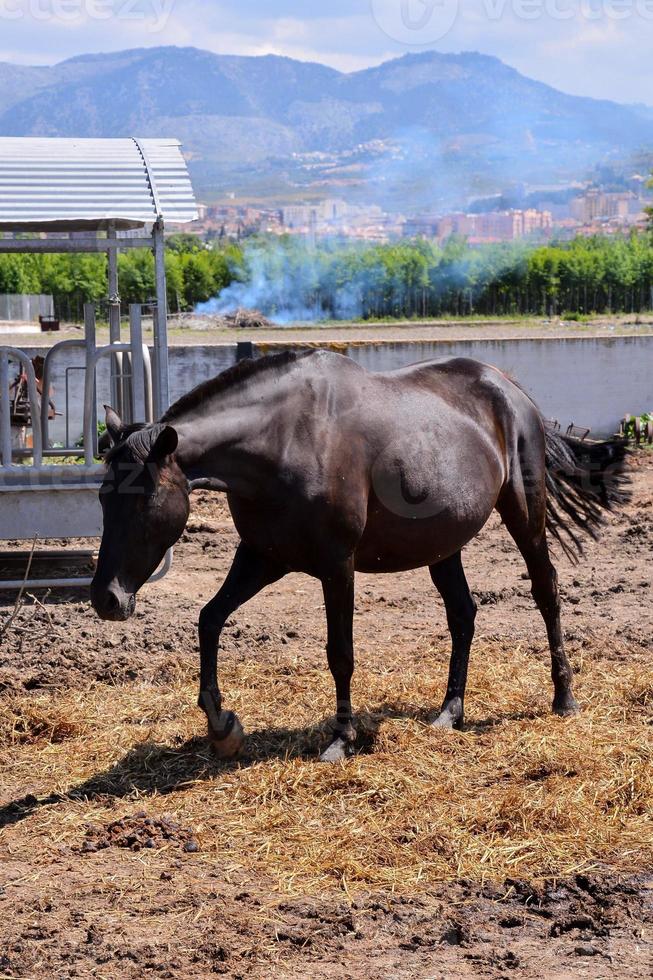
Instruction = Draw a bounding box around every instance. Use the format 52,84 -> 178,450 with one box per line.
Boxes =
198,542 -> 285,758
319,559 -> 357,762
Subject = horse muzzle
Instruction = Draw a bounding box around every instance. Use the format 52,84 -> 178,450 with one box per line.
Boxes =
90,579 -> 136,622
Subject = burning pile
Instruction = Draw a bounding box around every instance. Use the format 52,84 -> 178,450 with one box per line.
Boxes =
174,308 -> 274,331
222,308 -> 272,329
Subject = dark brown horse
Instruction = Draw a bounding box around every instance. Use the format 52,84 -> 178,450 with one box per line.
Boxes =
91,351 -> 627,762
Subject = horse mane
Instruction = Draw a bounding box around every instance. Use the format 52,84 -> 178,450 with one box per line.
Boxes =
162,350 -> 307,422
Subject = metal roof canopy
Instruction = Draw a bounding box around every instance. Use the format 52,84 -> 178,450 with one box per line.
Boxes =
0,136 -> 198,231
0,136 -> 199,416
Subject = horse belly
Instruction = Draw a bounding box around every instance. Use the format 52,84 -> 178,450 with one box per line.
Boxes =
354,508 -> 492,572
354,442 -> 503,573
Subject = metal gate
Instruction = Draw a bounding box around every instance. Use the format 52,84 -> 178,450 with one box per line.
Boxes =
0,304 -> 172,589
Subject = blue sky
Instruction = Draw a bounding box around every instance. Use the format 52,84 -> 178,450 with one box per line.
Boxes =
0,0 -> 650,105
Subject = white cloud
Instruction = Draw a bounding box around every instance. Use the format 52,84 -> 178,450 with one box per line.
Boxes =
0,0 -> 650,102
429,1 -> 653,101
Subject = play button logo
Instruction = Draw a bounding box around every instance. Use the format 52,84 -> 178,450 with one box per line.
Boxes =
371,0 -> 460,44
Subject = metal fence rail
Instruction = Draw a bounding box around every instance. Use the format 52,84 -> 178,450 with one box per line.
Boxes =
0,346 -> 43,467
0,303 -> 170,590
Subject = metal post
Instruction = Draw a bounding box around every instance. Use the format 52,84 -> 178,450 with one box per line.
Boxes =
129,304 -> 146,422
107,227 -> 120,339
0,350 -> 12,467
107,225 -> 123,416
21,354 -> 42,467
82,304 -> 97,468
152,219 -> 170,418
142,346 -> 154,423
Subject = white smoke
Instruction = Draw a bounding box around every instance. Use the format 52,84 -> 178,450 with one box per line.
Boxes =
196,237 -> 364,324
196,234 -> 532,324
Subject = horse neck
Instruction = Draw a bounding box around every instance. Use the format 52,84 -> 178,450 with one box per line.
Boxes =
170,376 -> 288,495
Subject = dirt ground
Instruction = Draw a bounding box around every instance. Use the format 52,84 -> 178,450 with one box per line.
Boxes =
4,313 -> 653,351
0,454 -> 652,978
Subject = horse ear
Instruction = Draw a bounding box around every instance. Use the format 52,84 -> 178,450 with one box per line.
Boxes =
104,405 -> 124,444
150,425 -> 178,461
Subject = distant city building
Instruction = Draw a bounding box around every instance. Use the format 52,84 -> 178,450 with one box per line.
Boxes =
180,186 -> 651,245
282,204 -> 321,229
404,209 -> 552,243
402,215 -> 440,238
278,200 -> 396,241
570,191 -> 636,223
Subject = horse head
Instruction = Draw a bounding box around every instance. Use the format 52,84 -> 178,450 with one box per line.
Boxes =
90,407 -> 190,621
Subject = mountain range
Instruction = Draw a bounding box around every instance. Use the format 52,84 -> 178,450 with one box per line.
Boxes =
0,46 -> 652,210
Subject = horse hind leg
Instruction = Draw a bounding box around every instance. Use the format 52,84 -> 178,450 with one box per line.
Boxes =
497,474 -> 580,718
429,551 -> 477,730
319,559 -> 357,762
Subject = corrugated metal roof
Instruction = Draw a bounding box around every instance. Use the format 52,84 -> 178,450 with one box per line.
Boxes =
0,137 -> 198,230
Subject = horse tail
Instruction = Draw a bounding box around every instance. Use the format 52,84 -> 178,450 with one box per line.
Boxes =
544,429 -> 630,562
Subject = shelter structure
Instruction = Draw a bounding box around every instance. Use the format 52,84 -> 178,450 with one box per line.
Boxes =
0,136 -> 199,588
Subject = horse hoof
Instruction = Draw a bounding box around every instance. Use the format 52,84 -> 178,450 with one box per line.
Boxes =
431,698 -> 463,730
553,699 -> 581,718
319,737 -> 354,763
431,713 -> 456,730
207,712 -> 245,759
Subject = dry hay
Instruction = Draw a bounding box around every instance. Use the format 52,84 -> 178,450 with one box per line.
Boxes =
1,638 -> 652,899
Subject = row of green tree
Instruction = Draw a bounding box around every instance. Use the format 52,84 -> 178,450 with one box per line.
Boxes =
1,230 -> 652,320
223,231 -> 653,320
